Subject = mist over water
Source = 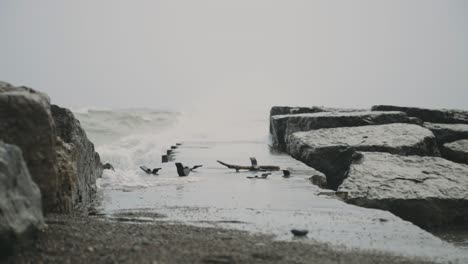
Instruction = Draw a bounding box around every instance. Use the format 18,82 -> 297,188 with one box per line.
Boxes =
1,0 -> 468,111
75,108 -> 270,189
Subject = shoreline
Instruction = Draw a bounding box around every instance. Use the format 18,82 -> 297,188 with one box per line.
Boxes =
6,214 -> 438,264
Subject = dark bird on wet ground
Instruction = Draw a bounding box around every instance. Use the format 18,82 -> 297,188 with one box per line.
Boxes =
140,166 -> 162,175
175,162 -> 191,176
282,170 -> 291,178
250,157 -> 258,169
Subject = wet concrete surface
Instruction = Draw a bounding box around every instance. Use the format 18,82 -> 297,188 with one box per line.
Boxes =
97,140 -> 468,263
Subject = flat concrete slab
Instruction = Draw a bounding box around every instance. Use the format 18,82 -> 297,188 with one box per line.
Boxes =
286,123 -> 439,189
372,105 -> 468,124
270,111 -> 410,150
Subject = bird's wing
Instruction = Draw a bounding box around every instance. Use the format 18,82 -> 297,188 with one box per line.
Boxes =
191,165 -> 203,170
140,166 -> 150,173
250,157 -> 258,168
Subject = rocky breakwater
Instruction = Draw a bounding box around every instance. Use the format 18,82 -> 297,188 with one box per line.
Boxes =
271,105 -> 468,229
287,123 -> 440,189
270,110 -> 411,151
0,81 -> 102,213
372,105 -> 468,164
0,142 -> 45,258
338,152 -> 468,228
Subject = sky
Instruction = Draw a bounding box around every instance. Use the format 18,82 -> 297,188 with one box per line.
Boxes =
1,0 -> 467,111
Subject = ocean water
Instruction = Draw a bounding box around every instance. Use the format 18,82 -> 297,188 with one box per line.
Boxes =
74,108 -> 269,189
74,108 -> 468,263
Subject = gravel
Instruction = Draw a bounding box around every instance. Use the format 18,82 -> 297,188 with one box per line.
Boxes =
3,214 -> 438,264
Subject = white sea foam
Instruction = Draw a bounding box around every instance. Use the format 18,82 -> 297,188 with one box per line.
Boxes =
75,108 -> 269,189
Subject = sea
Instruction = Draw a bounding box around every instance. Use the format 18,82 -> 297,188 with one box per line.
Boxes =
74,108 -> 468,263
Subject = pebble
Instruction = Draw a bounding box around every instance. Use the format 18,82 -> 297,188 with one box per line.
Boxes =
291,229 -> 308,237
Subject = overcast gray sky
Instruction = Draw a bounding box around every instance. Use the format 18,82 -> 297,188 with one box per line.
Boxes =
1,0 -> 467,111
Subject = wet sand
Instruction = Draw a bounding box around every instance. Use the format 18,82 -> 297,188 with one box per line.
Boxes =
6,214 -> 437,264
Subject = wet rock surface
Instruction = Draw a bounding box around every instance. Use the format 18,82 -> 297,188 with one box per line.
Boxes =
0,81 -> 59,212
0,81 -> 102,213
339,152 -> 468,228
0,142 -> 44,257
287,123 -> 439,189
372,105 -> 468,124
51,105 -> 102,211
441,140 -> 468,165
271,111 -> 410,150
423,122 -> 468,146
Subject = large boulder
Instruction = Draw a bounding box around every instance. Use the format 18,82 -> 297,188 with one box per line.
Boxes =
0,81 -> 102,213
338,152 -> 468,228
287,124 -> 439,189
372,105 -> 468,124
270,111 -> 410,150
51,105 -> 102,210
423,122 -> 468,146
0,142 -> 45,257
441,140 -> 468,165
0,81 -> 59,212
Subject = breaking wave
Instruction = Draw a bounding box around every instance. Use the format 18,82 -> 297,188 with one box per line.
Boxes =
74,108 -> 269,189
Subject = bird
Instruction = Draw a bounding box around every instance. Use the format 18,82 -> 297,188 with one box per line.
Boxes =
282,170 -> 291,178
191,165 -> 203,171
140,166 -> 161,175
249,157 -> 258,169
260,173 -> 271,179
175,162 -> 191,177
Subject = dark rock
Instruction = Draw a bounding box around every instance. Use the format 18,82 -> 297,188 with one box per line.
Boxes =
408,117 -> 424,126
271,111 -> 410,150
309,174 -> 327,188
291,229 -> 308,237
269,106 -> 365,134
270,106 -> 326,117
338,152 -> 468,228
0,81 -> 102,213
103,163 -> 114,171
287,123 -> 437,189
51,105 -> 103,212
0,81 -> 60,212
372,105 -> 468,124
441,140 -> 468,165
0,142 -> 45,257
423,122 -> 468,146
